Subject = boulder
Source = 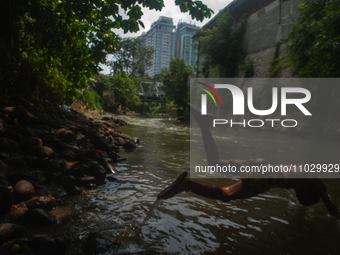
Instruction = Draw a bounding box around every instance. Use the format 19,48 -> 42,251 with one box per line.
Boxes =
59,150 -> 76,161
56,128 -> 75,143
0,137 -> 19,152
58,175 -> 76,187
123,141 -> 137,150
87,132 -> 116,152
20,137 -> 42,151
13,180 -> 35,202
25,195 -> 57,211
0,223 -> 26,245
6,158 -> 27,168
67,185 -> 82,196
0,185 -> 13,215
3,130 -> 22,143
91,165 -> 106,182
7,173 -> 38,186
82,232 -> 119,255
20,208 -> 57,226
28,237 -> 67,255
33,146 -> 55,159
76,176 -> 96,186
2,106 -> 28,126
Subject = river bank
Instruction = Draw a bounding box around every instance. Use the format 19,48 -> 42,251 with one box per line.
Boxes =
0,98 -> 139,254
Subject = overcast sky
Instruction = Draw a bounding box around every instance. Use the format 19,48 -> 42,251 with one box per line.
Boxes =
100,0 -> 232,74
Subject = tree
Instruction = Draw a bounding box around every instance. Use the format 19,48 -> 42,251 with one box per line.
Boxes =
196,12 -> 247,77
91,73 -> 141,111
108,37 -> 154,77
0,0 -> 213,102
284,0 -> 340,77
161,57 -> 193,109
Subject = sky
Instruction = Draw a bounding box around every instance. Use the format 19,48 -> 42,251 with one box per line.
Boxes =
100,0 -> 232,74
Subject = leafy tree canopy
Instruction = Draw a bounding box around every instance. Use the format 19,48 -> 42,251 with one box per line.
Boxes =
285,0 -> 340,77
196,12 -> 247,77
108,37 -> 154,77
161,57 -> 193,109
0,0 -> 213,102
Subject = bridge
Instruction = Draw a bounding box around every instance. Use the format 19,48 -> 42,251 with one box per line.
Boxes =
137,81 -> 166,102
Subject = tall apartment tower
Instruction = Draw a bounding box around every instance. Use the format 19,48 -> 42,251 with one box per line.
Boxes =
144,16 -> 176,77
175,22 -> 198,69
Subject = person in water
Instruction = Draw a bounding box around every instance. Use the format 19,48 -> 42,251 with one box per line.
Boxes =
157,104 -> 340,219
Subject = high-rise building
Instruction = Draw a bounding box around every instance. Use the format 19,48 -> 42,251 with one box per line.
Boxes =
176,22 -> 198,69
142,16 -> 176,77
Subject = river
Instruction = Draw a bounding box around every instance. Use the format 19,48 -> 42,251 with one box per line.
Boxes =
40,116 -> 340,254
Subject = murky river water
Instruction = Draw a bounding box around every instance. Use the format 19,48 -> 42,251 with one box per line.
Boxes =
35,116 -> 340,254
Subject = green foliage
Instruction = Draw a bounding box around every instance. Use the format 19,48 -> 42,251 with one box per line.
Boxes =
108,37 -> 155,77
91,73 -> 141,111
285,0 -> 340,77
196,13 -> 247,77
161,57 -> 193,109
84,90 -> 103,111
238,58 -> 254,77
1,0 -> 213,102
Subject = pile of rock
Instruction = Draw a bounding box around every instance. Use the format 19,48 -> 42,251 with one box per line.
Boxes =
0,101 -> 139,254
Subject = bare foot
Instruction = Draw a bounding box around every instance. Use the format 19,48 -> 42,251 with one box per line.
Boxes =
157,171 -> 189,199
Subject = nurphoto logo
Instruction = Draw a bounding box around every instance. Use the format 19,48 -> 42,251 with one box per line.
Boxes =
197,82 -> 312,128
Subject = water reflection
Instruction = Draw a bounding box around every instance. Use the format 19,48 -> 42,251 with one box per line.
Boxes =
39,116 -> 340,254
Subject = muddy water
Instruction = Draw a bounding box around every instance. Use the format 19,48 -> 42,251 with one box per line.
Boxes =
35,116 -> 340,254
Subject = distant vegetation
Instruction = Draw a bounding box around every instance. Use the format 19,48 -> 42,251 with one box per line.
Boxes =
0,0 -> 213,105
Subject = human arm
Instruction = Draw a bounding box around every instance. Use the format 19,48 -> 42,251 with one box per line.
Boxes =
314,179 -> 340,219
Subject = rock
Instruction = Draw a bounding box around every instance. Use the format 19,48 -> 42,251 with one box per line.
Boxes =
84,183 -> 97,190
87,132 -> 116,152
114,137 -> 126,146
59,150 -> 76,161
28,237 -> 67,255
13,180 -> 35,202
0,223 -> 26,245
42,134 -> 66,152
23,156 -> 50,167
117,157 -> 127,162
2,106 -> 28,126
56,128 -> 75,143
20,137 -> 42,150
83,232 -> 119,255
0,137 -> 19,152
0,185 -> 13,215
33,146 -> 55,159
72,160 -> 98,177
3,130 -> 22,143
0,237 -> 29,254
74,149 -> 96,160
20,208 -> 57,226
108,151 -> 118,162
0,118 -> 10,135
67,185 -> 82,196
76,176 -> 96,186
58,175 -> 76,187
106,176 -> 118,182
0,177 -> 9,187
123,141 -> 137,150
7,173 -> 38,186
41,134 -> 59,144
46,171 -> 62,182
6,202 -> 28,222
25,195 -> 57,211
6,158 -> 27,168
96,157 -> 117,174
46,159 -> 69,174
130,137 -> 139,144
91,165 -> 106,182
